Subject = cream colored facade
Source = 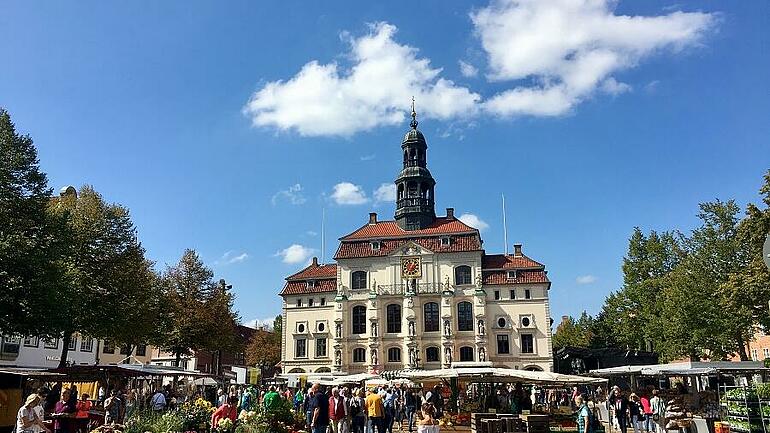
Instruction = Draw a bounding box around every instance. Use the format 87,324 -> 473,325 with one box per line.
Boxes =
281,242 -> 553,374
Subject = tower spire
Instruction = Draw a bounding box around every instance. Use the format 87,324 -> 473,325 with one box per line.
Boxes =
410,96 -> 418,129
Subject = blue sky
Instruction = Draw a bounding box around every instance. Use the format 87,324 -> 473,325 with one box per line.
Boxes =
2,0 -> 768,328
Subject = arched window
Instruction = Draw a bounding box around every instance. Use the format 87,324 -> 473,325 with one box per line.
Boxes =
455,265 -> 472,285
425,347 -> 440,363
351,271 -> 367,290
352,306 -> 366,334
386,304 -> 402,334
397,183 -> 404,200
423,302 -> 439,332
459,346 -> 474,362
315,367 -> 331,373
288,368 -> 306,373
388,347 -> 401,363
352,348 -> 366,363
457,301 -> 473,331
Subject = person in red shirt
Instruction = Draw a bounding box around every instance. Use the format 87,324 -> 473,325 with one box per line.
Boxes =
75,394 -> 91,433
328,387 -> 347,433
211,395 -> 238,429
640,391 -> 653,432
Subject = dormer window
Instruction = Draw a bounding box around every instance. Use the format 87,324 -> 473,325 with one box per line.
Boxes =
306,281 -> 315,289
507,270 -> 517,279
371,241 -> 381,251
441,237 -> 451,246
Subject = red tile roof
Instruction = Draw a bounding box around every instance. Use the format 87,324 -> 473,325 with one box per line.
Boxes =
286,263 -> 337,281
281,262 -> 337,296
281,279 -> 337,295
482,254 -> 544,269
340,217 -> 477,240
482,269 -> 550,285
335,234 -> 482,259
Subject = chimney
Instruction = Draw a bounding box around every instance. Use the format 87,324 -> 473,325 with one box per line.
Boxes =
446,208 -> 455,220
513,243 -> 523,257
369,212 -> 377,224
312,256 -> 318,266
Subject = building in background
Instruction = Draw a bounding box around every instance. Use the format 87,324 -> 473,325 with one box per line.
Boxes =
280,109 -> 554,375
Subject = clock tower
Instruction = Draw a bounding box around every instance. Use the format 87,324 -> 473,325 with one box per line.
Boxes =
395,101 -> 437,231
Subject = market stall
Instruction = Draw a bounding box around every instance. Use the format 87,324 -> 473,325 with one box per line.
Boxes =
590,361 -> 770,433
397,366 -> 607,431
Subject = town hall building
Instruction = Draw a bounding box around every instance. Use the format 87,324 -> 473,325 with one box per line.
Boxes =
279,107 -> 554,375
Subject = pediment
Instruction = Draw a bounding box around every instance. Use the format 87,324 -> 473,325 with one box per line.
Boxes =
390,240 -> 434,257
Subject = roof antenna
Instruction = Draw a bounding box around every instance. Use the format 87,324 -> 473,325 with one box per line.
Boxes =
321,208 -> 326,264
502,193 -> 509,255
410,96 -> 418,129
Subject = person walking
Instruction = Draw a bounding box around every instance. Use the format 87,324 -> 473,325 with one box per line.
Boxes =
383,386 -> 397,433
405,389 -> 417,432
53,389 -> 72,433
310,383 -> 330,433
350,388 -> 367,433
575,396 -> 591,433
640,392 -> 653,433
329,387 -> 347,433
303,387 -> 315,431
649,390 -> 666,433
365,388 -> 385,433
629,394 -> 642,433
612,389 -> 629,433
151,388 -> 166,412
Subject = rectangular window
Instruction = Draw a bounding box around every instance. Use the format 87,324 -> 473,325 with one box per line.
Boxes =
68,337 -> 77,351
752,349 -> 758,361
320,298 -> 326,306
2,336 -> 20,354
521,334 -> 534,354
295,339 -> 307,358
494,290 -> 500,300
764,348 -> 769,359
316,338 -> 327,358
308,298 -> 314,307
80,338 -> 93,352
497,335 -> 510,354
103,340 -> 115,354
525,289 -> 531,299
136,344 -> 147,357
353,348 -> 366,363
507,270 -> 517,279
120,345 -> 131,355
441,237 -> 451,246
510,290 -> 515,299
296,299 -> 302,307
43,338 -> 59,349
24,336 -> 39,347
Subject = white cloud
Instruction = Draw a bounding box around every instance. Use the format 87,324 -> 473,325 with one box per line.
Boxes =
360,154 -> 376,161
331,182 -> 369,205
645,80 -> 661,93
458,213 -> 490,232
275,244 -> 316,264
472,0 -> 716,117
216,250 -> 250,265
373,183 -> 397,204
576,275 -> 597,284
459,60 -> 479,78
600,77 -> 632,96
243,22 -> 480,137
306,230 -> 318,237
271,183 -> 306,205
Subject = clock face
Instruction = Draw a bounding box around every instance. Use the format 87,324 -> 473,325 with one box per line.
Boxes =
401,257 -> 421,278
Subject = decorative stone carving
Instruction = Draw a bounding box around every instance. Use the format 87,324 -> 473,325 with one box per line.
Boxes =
371,348 -> 378,365
479,347 -> 486,362
335,350 -> 342,365
408,320 -> 416,336
478,319 -> 485,336
475,274 -> 483,288
409,348 -> 417,366
406,296 -> 414,308
444,347 -> 452,364
371,321 -> 378,337
443,319 -> 451,336
335,323 -> 342,339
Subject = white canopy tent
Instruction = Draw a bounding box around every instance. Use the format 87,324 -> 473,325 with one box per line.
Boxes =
398,367 -> 607,385
589,361 -> 769,377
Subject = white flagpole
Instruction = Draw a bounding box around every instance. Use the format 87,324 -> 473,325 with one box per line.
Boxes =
502,193 -> 508,255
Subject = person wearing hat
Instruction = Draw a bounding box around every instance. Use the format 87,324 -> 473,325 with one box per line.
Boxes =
18,394 -> 47,433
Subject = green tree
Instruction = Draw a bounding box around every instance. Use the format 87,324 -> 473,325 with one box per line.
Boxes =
160,250 -> 240,368
49,186 -> 160,367
552,312 -> 595,349
0,109 -> 66,337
